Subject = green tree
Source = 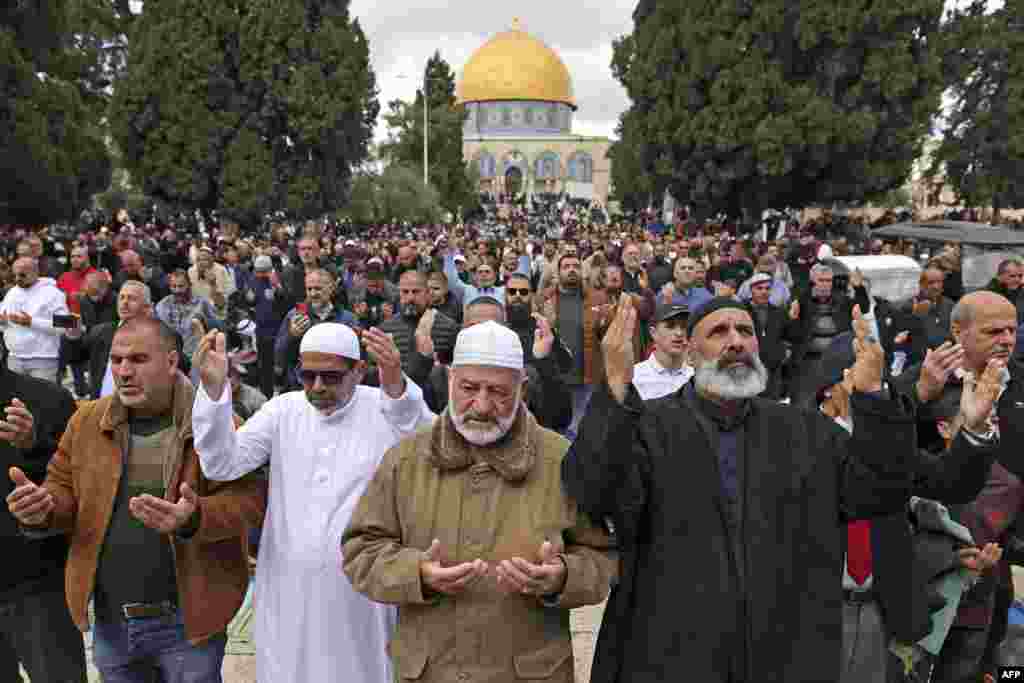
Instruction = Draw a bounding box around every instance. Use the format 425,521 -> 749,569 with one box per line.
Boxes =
381,51 -> 475,216
609,108 -> 660,212
925,0 -> 1024,213
110,0 -> 379,228
614,0 -> 947,224
339,164 -> 442,224
0,0 -> 113,224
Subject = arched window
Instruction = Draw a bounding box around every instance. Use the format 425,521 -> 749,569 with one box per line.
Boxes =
534,152 -> 560,179
502,151 -> 525,175
568,152 -> 594,183
477,152 -> 497,178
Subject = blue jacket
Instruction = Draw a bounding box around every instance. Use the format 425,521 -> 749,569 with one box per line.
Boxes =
274,305 -> 359,383
248,277 -> 290,338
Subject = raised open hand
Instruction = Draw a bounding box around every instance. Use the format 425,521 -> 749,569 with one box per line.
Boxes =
6,466 -> 53,527
915,342 -> 964,403
532,313 -> 555,359
961,358 -> 1006,434
602,294 -> 637,404
194,331 -> 229,401
0,399 -> 35,450
850,305 -> 884,394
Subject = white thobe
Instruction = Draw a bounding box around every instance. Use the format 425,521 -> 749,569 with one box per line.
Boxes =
193,379 -> 436,683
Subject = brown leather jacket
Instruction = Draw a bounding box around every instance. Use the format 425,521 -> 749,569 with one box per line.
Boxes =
540,286 -> 609,385
38,373 -> 267,644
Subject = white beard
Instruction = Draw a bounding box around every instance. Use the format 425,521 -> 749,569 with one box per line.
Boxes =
693,354 -> 768,401
448,391 -> 521,446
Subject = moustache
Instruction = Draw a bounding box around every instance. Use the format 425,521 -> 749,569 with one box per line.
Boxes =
718,353 -> 755,369
461,412 -> 497,425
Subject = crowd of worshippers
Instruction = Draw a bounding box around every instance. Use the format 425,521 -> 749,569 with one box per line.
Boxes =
2,214 -> 1024,681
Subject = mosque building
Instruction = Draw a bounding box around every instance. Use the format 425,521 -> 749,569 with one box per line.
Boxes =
457,20 -> 613,206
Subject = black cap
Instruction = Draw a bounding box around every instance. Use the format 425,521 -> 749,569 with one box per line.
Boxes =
815,332 -> 857,400
654,302 -> 690,324
686,297 -> 752,336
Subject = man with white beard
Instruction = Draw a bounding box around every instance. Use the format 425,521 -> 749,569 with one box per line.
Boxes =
191,322 -> 435,682
343,321 -> 616,682
562,296 -> 990,683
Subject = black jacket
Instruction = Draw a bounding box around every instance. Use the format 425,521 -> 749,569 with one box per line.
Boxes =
0,369 -> 77,600
873,297 -> 928,373
749,303 -> 800,371
646,258 -> 674,295
987,279 -> 1024,325
791,285 -> 871,365
563,383 -> 924,683
378,311 -> 459,390
78,291 -> 117,330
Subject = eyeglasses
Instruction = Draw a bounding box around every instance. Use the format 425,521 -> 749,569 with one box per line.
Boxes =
506,288 -> 531,296
295,366 -> 351,386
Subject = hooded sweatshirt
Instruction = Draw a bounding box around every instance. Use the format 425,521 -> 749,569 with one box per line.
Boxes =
0,277 -> 70,360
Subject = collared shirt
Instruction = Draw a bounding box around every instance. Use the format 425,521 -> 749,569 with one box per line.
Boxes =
633,354 -> 694,400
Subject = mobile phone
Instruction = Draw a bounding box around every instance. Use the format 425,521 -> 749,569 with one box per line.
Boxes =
53,313 -> 78,328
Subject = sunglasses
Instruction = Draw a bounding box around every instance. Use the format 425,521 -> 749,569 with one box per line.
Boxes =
506,288 -> 531,296
295,366 -> 351,386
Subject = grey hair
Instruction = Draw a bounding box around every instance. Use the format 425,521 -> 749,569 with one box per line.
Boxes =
810,263 -> 833,279
950,298 -> 975,329
121,280 -> 152,305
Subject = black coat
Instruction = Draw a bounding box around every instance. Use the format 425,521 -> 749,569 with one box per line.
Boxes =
0,368 -> 76,600
865,438 -> 995,644
563,384 -> 923,683
791,286 -> 871,365
749,303 -> 800,371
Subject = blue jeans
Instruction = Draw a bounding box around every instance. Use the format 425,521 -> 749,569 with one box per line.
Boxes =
92,610 -> 226,683
564,385 -> 595,443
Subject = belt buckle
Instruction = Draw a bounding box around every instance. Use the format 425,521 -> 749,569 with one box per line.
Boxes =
122,601 -> 174,620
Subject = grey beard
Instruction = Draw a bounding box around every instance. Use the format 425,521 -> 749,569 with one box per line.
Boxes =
448,399 -> 520,446
693,354 -> 768,401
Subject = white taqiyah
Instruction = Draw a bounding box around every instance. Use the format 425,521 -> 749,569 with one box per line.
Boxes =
452,320 -> 524,371
299,322 -> 360,360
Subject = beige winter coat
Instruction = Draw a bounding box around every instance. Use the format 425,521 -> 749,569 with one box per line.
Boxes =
342,408 -> 616,682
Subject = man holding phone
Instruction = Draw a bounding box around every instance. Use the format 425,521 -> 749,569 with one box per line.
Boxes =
0,258 -> 71,384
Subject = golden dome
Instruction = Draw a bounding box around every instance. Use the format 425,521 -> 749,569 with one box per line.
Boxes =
457,20 -> 575,109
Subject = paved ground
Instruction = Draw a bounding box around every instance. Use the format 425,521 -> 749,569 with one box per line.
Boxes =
28,592 -> 606,682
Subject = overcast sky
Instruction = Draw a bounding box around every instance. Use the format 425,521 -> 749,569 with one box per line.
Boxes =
347,0 -> 636,142
348,0 -> 1004,144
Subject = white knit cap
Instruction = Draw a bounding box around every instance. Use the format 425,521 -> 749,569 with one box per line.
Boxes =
452,321 -> 524,371
299,323 -> 360,361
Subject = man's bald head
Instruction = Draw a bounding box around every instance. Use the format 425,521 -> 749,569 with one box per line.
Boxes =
951,291 -> 1018,373
12,257 -> 38,289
